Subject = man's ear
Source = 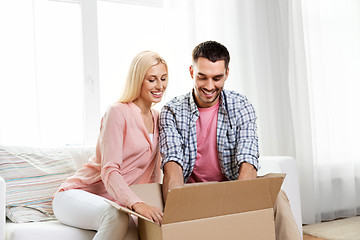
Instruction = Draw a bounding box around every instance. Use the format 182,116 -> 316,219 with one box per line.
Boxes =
189,65 -> 194,79
225,67 -> 229,81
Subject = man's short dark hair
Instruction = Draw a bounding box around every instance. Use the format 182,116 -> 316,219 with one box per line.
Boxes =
192,41 -> 230,69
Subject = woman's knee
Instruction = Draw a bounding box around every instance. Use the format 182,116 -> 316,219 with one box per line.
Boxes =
100,205 -> 129,226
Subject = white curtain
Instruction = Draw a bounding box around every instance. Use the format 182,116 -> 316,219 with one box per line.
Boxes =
164,0 -> 360,224
288,0 -> 360,223
299,0 -> 360,222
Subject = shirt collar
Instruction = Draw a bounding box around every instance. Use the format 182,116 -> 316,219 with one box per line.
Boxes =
189,89 -> 236,128
189,89 -> 228,111
219,90 -> 227,111
220,90 -> 237,129
189,90 -> 199,116
189,89 -> 229,116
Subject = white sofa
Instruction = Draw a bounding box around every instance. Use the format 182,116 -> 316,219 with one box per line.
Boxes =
0,146 -> 303,240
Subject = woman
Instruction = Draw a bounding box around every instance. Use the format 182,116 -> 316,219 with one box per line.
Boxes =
52,51 -> 168,240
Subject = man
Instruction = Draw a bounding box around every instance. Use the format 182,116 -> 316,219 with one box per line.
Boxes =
159,40 -> 301,239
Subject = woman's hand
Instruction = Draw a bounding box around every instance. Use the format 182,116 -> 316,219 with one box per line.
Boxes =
132,202 -> 163,225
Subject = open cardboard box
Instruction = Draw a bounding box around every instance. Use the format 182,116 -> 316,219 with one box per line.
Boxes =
107,173 -> 285,240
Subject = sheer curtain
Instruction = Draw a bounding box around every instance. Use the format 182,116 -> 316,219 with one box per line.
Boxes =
299,0 -> 360,222
288,0 -> 360,223
165,0 -> 360,224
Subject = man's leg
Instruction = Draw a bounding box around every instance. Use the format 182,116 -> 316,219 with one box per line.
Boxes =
274,190 -> 302,240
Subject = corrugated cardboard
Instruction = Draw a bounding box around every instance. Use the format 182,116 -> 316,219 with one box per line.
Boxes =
107,173 -> 285,240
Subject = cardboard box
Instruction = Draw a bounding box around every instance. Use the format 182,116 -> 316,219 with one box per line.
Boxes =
107,173 -> 285,240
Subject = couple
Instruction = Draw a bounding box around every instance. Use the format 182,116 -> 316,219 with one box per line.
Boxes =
52,41 -> 301,240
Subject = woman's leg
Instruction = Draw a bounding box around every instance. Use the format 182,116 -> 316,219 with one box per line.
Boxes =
53,189 -> 138,240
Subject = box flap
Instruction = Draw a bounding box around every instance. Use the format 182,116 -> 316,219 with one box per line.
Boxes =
162,173 -> 285,224
259,173 -> 286,204
105,199 -> 154,223
106,183 -> 164,224
130,183 -> 164,211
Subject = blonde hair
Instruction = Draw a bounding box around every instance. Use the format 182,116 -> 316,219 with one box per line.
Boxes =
118,51 -> 168,103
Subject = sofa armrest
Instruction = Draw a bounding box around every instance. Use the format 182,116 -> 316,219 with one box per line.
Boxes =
0,176 -> 5,240
257,156 -> 303,237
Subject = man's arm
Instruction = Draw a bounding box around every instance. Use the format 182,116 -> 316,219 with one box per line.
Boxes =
237,162 -> 257,180
159,102 -> 187,202
235,95 -> 260,180
162,161 -> 184,202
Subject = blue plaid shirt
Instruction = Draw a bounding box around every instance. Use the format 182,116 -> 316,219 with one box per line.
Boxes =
159,89 -> 259,182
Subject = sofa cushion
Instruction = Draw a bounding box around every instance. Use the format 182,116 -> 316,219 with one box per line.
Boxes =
0,146 -> 77,223
64,147 -> 95,170
5,220 -> 95,240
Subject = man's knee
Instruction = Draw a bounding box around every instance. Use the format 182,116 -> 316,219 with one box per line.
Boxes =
275,190 -> 290,209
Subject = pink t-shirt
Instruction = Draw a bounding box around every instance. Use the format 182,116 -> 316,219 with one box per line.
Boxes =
187,101 -> 227,183
56,102 -> 161,208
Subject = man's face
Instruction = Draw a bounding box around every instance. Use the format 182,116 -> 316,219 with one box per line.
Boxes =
190,57 -> 229,108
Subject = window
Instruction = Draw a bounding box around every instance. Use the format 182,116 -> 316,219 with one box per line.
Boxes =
0,0 -> 172,146
97,1 -> 167,114
0,0 -> 83,146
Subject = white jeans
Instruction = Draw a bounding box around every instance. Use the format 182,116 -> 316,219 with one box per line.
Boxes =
53,189 -> 138,240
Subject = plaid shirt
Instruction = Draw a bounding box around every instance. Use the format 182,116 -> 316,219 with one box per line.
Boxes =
159,89 -> 259,182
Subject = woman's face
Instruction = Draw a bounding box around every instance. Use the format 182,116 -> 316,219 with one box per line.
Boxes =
139,63 -> 168,104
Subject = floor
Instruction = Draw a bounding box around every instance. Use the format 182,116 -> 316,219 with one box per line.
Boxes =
303,233 -> 326,240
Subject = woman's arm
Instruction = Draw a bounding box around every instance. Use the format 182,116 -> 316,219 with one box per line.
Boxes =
100,105 -> 163,223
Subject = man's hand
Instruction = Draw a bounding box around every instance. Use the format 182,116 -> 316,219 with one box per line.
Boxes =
237,162 -> 257,180
132,202 -> 163,225
162,161 -> 184,202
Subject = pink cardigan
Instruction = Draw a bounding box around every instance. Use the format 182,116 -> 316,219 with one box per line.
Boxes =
57,102 -> 161,208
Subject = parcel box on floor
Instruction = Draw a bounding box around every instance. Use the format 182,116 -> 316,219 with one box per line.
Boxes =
108,173 -> 285,240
